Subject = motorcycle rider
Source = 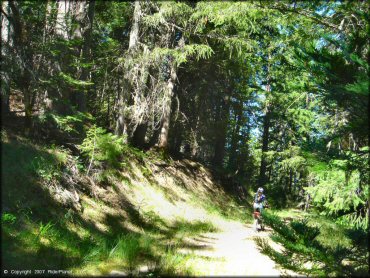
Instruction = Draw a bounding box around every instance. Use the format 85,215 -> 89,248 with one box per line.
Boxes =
253,187 -> 267,231
253,187 -> 266,213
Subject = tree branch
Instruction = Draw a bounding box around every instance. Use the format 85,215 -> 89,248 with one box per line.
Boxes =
260,3 -> 342,32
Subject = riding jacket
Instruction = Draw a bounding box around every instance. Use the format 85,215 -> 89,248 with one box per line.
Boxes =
254,193 -> 266,204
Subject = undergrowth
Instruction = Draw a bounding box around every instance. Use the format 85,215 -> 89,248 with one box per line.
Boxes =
1,129 -> 234,276
255,210 -> 368,277
2,200 -> 220,276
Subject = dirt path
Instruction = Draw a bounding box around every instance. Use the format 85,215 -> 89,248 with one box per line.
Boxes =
179,220 -> 303,276
109,219 -> 304,276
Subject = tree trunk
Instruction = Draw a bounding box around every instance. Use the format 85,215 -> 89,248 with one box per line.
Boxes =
23,78 -> 33,134
1,0 -> 12,116
8,1 -> 34,133
188,114 -> 200,158
213,94 -> 230,167
258,101 -> 271,188
47,0 -> 72,114
42,0 -> 59,112
115,1 -> 141,137
288,169 -> 293,193
74,0 -> 95,112
148,127 -> 161,148
55,0 -> 70,39
169,121 -> 183,155
1,1 -> 11,43
258,53 -> 272,187
228,100 -> 243,169
158,63 -> 177,149
129,1 -> 140,51
132,123 -> 148,148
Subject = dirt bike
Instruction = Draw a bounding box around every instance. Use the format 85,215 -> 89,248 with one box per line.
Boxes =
253,210 -> 264,231
252,203 -> 269,232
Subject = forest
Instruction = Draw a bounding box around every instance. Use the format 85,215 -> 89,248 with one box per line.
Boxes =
1,0 -> 369,276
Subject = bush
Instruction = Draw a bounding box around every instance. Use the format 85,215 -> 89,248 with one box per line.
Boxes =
80,125 -> 126,169
2,213 -> 17,224
257,211 -> 368,276
262,212 -> 297,242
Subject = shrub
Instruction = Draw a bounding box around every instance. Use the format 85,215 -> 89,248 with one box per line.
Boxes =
262,212 -> 297,242
2,213 -> 17,224
80,125 -> 126,169
257,212 -> 368,276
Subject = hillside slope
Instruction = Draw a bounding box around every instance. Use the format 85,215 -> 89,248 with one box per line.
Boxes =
2,130 -> 288,276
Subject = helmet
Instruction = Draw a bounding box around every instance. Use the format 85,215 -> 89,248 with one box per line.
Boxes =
257,187 -> 264,193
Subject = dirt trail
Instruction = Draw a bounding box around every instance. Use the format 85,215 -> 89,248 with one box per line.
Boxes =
179,220 -> 304,277
109,220 -> 304,276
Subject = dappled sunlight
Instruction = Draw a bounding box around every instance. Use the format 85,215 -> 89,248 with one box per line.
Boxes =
68,148 -> 289,276
175,221 -> 283,276
1,133 -> 303,277
2,0 -> 368,276
111,157 -> 235,228
2,131 -> 305,276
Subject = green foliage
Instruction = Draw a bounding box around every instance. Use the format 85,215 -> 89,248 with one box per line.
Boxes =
170,219 -> 218,237
157,247 -> 195,276
36,112 -> 94,137
290,219 -> 320,243
2,0 -> 369,275
2,213 -> 17,224
262,212 -> 297,242
83,233 -> 154,271
51,113 -> 92,133
28,156 -> 61,181
110,234 -> 152,267
258,211 -> 368,276
279,155 -> 306,172
21,144 -> 69,182
305,152 -> 369,230
260,146 -> 308,208
345,78 -> 369,96
80,125 -> 126,168
150,44 -> 214,66
142,2 -> 193,28
37,221 -> 55,238
59,72 -> 94,88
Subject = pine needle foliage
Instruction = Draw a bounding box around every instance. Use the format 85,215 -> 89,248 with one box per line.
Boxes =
80,125 -> 126,169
